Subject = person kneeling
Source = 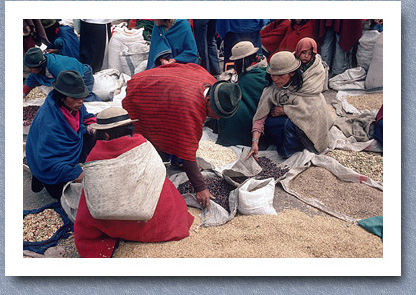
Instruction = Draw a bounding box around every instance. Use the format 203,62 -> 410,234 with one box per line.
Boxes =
74,107 -> 194,258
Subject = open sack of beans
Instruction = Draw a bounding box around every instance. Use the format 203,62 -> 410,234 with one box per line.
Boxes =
23,202 -> 73,254
172,149 -> 290,227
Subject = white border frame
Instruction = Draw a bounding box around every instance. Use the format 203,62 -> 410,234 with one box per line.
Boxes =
6,1 -> 401,276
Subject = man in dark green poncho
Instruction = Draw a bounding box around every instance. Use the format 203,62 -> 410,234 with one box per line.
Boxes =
216,41 -> 269,147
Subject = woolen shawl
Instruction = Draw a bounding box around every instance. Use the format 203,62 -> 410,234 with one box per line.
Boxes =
254,55 -> 333,153
25,92 -> 94,184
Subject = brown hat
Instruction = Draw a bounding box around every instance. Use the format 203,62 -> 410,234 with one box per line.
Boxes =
90,107 -> 138,130
229,41 -> 259,60
267,51 -> 301,75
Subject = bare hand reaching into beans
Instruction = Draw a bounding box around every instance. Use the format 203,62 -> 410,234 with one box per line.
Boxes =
196,189 -> 215,212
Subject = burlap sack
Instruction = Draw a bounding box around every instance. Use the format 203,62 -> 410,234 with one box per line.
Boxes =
82,141 -> 166,220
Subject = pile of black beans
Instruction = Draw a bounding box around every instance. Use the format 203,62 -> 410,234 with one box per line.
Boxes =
178,177 -> 234,213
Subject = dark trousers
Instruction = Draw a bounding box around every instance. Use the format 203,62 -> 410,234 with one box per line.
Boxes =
193,19 -> 221,76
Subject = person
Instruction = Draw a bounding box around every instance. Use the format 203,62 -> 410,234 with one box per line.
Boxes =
216,19 -> 268,70
372,104 -> 383,144
193,19 -> 221,76
260,19 -> 291,59
122,63 -> 241,211
25,70 -> 97,200
314,19 -> 363,77
23,19 -> 49,53
23,47 -> 100,101
74,107 -> 194,258
146,19 -> 198,70
248,51 -> 333,160
275,20 -> 315,55
216,41 -> 269,147
127,19 -> 154,41
79,19 -> 113,73
294,37 -> 319,72
41,19 -> 80,60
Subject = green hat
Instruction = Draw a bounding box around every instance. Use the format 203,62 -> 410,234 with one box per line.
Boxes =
52,70 -> 89,99
23,47 -> 46,68
210,81 -> 242,118
41,19 -> 57,29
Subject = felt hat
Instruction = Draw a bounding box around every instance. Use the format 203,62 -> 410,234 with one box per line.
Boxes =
267,51 -> 301,75
210,81 -> 242,118
41,19 -> 57,29
52,70 -> 89,99
229,41 -> 259,60
23,47 -> 46,68
90,107 -> 138,130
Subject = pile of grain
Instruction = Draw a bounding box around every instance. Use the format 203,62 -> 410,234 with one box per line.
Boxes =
23,209 -> 64,242
289,166 -> 383,220
346,93 -> 383,112
113,207 -> 382,258
24,86 -> 47,101
196,140 -> 237,167
326,150 -> 383,182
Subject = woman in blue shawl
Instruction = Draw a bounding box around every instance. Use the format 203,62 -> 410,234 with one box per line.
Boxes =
146,19 -> 198,70
25,71 -> 97,199
23,47 -> 100,102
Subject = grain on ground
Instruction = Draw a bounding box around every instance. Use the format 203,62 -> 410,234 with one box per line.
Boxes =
346,93 -> 383,112
289,166 -> 383,220
196,140 -> 237,167
113,207 -> 382,258
326,150 -> 383,182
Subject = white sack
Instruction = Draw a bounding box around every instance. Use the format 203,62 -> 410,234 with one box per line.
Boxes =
356,30 -> 380,71
237,178 -> 277,215
329,67 -> 366,91
365,32 -> 383,89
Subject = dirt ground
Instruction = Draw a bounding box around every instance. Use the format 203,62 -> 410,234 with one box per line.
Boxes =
22,89 -> 383,259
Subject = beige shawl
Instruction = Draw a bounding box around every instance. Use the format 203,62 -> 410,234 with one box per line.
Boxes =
254,55 -> 333,153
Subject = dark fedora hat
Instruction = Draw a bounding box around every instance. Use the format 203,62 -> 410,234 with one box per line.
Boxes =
24,47 -> 47,68
52,70 -> 89,99
210,81 -> 242,118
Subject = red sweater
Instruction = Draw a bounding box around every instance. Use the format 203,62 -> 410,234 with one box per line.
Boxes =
74,134 -> 194,258
122,63 -> 216,161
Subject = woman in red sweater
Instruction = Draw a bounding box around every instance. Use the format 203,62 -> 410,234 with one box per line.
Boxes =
74,107 -> 194,258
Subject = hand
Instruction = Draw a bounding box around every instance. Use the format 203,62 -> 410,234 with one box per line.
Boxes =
160,58 -> 169,65
45,49 -> 59,54
167,58 -> 176,64
196,189 -> 215,212
270,106 -> 285,117
86,125 -> 96,136
74,172 -> 84,183
374,19 -> 383,25
247,141 -> 259,160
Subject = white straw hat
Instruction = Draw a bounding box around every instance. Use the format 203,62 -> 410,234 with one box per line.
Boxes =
90,107 -> 138,130
229,41 -> 259,60
267,51 -> 301,75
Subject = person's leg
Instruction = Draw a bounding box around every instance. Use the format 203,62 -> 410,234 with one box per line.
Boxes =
43,182 -> 66,200
332,32 -> 349,76
265,116 -> 304,159
319,27 -> 335,74
79,21 -> 107,73
31,175 -> 44,193
206,19 -> 220,76
193,19 -> 209,72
